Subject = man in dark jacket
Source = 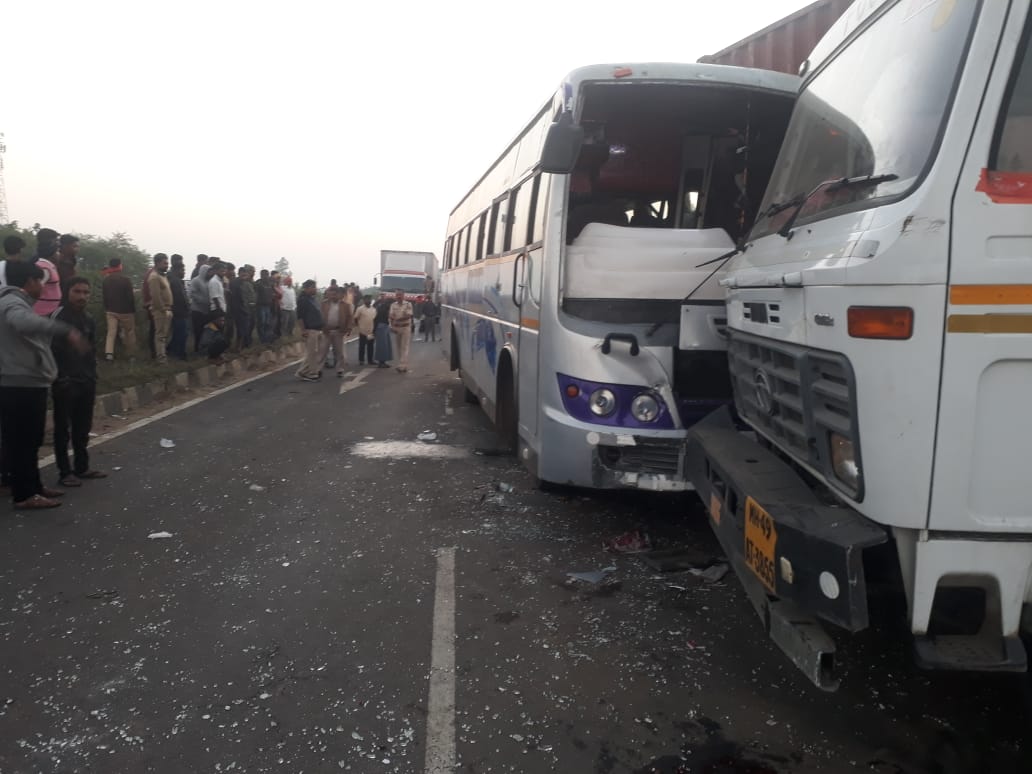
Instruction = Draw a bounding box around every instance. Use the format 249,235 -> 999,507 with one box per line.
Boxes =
167,263 -> 190,360
255,269 -> 275,344
101,258 -> 137,361
295,280 -> 324,381
52,277 -> 107,487
0,262 -> 86,508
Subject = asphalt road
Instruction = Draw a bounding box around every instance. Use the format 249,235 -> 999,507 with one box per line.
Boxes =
1,341 -> 1029,774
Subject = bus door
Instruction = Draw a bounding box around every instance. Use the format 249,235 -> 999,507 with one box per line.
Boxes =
515,176 -> 547,440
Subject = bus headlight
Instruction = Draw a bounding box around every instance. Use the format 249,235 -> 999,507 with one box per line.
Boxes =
630,393 -> 660,423
830,432 -> 859,492
589,388 -> 617,417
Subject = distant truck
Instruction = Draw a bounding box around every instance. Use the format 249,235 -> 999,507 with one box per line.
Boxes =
378,250 -> 438,299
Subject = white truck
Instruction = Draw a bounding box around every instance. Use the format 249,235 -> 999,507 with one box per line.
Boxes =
379,250 -> 437,299
686,0 -> 1032,690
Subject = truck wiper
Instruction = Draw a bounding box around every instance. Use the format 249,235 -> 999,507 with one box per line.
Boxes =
776,174 -> 898,239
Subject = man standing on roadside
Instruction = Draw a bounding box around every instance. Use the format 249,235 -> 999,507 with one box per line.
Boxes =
271,270 -> 284,340
208,262 -> 228,317
51,276 -> 107,488
319,285 -> 353,378
295,279 -> 324,381
0,262 -> 87,509
190,253 -> 209,279
255,269 -> 274,344
101,258 -> 137,362
146,254 -> 172,362
168,261 -> 190,360
354,295 -> 377,366
31,228 -> 63,317
56,234 -> 80,284
189,259 -> 212,352
142,252 -> 167,358
389,289 -> 414,373
232,264 -> 257,349
279,276 -> 296,337
0,235 -> 26,285
421,296 -> 439,342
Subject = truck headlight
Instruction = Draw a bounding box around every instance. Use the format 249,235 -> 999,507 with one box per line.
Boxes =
589,388 -> 617,417
630,393 -> 660,423
830,432 -> 859,492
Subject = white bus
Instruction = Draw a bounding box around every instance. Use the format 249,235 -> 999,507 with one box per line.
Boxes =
441,63 -> 798,490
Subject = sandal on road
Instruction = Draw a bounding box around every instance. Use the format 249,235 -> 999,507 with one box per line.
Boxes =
15,495 -> 62,510
41,487 -> 65,498
59,475 -> 83,487
78,470 -> 108,480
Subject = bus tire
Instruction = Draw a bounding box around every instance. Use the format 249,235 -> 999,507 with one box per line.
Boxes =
496,355 -> 518,453
463,381 -> 478,404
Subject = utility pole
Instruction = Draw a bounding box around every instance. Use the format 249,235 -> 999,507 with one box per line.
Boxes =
0,133 -> 8,224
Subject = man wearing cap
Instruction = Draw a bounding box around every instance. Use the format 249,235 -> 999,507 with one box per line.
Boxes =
388,289 -> 414,373
295,280 -> 324,381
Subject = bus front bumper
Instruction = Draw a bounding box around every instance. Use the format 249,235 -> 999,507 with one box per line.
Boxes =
537,406 -> 692,491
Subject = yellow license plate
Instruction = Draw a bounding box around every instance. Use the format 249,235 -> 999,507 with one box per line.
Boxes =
744,497 -> 777,593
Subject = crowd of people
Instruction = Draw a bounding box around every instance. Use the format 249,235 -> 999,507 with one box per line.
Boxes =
0,228 -> 441,511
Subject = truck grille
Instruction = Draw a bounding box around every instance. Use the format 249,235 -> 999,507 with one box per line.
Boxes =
727,331 -> 862,498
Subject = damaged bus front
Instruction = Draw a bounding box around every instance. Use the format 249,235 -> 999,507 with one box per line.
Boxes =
441,63 -> 796,491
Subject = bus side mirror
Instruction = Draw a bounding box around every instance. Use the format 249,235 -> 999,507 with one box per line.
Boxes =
540,112 -> 584,174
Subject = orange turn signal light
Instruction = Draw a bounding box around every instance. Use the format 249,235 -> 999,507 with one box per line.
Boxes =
565,384 -> 580,398
847,306 -> 914,340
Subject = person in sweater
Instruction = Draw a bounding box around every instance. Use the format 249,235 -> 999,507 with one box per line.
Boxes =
189,262 -> 212,352
255,269 -> 275,344
51,277 -> 107,488
295,280 -> 324,381
31,228 -> 63,317
190,253 -> 209,280
147,254 -> 173,363
208,262 -> 228,317
198,313 -> 230,365
270,270 -> 284,340
0,262 -> 86,509
319,285 -> 354,377
167,262 -> 190,360
354,295 -> 377,366
0,235 -> 26,286
101,258 -> 137,361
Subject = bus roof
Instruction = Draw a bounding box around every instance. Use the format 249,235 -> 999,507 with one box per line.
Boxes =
559,61 -> 800,95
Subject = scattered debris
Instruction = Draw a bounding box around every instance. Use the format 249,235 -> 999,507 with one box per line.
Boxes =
352,732 -> 364,741
113,466 -> 123,472
86,589 -> 119,600
417,431 -> 438,442
604,529 -> 651,554
642,547 -> 718,573
159,438 -> 176,449
496,482 -> 514,493
688,562 -> 730,583
249,484 -> 266,492
147,531 -> 173,540
566,566 -> 617,584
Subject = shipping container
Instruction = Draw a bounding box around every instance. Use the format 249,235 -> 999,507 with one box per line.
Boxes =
698,0 -> 853,75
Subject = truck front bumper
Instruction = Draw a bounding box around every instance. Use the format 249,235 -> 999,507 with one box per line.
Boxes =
685,407 -> 888,689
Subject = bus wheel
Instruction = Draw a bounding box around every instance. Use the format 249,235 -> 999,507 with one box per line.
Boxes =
463,381 -> 478,404
496,357 -> 518,453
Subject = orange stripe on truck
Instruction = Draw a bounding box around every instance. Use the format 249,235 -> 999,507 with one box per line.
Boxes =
947,314 -> 1032,334
950,285 -> 1032,305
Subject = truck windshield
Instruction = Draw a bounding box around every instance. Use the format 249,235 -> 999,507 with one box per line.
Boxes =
751,0 -> 979,239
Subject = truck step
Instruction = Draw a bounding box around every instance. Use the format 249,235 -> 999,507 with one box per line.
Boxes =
913,634 -> 1027,672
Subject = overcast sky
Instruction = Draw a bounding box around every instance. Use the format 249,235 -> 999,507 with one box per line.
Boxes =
3,0 -> 807,284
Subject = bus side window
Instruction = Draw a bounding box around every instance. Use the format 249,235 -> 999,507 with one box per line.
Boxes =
476,210 -> 489,262
531,174 -> 549,244
991,17 -> 1032,173
509,182 -> 533,250
464,224 -> 473,265
487,200 -> 505,256
444,236 -> 452,269
470,215 -> 483,262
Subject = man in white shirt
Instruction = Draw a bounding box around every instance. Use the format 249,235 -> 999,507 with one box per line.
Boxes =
208,263 -> 228,316
279,276 -> 297,337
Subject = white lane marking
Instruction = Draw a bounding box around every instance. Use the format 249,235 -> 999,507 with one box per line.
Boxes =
444,390 -> 453,416
425,547 -> 457,774
39,358 -> 301,469
339,367 -> 372,395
